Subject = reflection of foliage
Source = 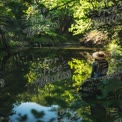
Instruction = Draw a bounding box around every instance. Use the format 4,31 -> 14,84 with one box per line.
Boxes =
68,58 -> 91,88
23,57 -> 74,107
97,78 -> 122,99
17,55 -> 92,120
26,61 -> 48,83
17,114 -> 27,121
31,109 -> 45,119
110,108 -> 122,121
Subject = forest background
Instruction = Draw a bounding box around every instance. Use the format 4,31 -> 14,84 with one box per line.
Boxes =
0,0 -> 122,49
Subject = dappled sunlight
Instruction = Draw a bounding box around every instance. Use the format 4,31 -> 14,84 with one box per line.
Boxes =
83,30 -> 108,44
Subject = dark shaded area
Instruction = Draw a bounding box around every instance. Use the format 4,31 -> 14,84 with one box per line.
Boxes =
0,48 -> 93,120
0,48 -> 122,122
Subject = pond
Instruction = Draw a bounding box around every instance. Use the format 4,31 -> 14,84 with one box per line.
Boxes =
0,47 -> 122,122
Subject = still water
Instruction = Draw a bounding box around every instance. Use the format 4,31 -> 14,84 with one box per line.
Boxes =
0,47 -> 122,122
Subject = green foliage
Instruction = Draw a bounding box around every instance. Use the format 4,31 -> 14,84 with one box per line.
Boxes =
8,40 -> 25,47
69,0 -> 92,35
106,42 -> 122,74
22,0 -> 77,38
0,0 -> 121,48
26,60 -> 48,83
0,0 -> 29,48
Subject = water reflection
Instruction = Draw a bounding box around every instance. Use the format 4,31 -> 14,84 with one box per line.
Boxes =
26,56 -> 72,88
9,102 -> 82,122
9,102 -> 58,122
0,48 -> 122,122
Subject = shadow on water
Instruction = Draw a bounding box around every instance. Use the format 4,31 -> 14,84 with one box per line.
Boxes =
0,47 -> 122,122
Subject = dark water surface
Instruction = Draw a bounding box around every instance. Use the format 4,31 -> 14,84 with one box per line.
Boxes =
0,47 -> 122,122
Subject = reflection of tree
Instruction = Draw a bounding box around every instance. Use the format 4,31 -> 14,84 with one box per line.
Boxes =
25,57 -> 74,106
17,57 -> 94,121
71,95 -> 122,122
0,53 -> 30,120
1,48 -> 121,122
68,58 -> 91,88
